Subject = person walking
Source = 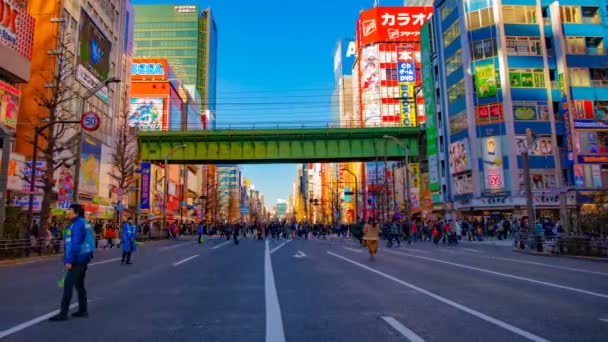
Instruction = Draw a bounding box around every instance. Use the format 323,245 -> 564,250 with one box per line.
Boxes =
363,217 -> 380,259
197,221 -> 205,244
49,204 -> 93,321
121,219 -> 136,265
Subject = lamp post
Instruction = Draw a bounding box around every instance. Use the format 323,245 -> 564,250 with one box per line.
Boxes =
341,167 -> 358,223
384,135 -> 411,224
161,144 -> 187,234
73,77 -> 121,203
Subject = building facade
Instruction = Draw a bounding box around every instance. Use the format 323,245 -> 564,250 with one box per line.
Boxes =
431,0 -> 607,224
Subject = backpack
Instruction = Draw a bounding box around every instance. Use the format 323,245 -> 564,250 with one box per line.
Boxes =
79,221 -> 96,257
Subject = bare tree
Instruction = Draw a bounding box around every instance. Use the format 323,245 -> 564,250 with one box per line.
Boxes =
109,87 -> 138,228
26,31 -> 82,233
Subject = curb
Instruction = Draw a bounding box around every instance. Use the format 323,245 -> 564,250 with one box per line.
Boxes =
0,254 -> 61,266
512,248 -> 608,263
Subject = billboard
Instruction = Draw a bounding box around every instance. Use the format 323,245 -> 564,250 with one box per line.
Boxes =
57,165 -> 74,202
476,103 -> 503,125
398,46 -> 416,127
0,80 -> 19,128
0,0 -> 35,60
357,7 -> 433,47
473,61 -> 498,98
129,98 -> 164,131
80,135 -> 102,195
481,136 -> 505,192
360,45 -> 381,126
77,10 -> 112,102
421,24 -> 439,192
515,136 -> 554,156
449,139 -> 471,174
131,58 -> 168,81
334,39 -> 356,81
140,162 -> 151,210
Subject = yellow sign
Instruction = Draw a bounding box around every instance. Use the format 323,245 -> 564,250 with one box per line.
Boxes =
409,163 -> 420,188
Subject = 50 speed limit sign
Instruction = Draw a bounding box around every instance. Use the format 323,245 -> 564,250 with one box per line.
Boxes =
81,111 -> 101,132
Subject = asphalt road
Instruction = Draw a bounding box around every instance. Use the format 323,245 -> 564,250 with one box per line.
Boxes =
0,236 -> 607,342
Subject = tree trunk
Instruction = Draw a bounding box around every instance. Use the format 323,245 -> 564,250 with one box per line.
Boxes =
39,152 -> 56,234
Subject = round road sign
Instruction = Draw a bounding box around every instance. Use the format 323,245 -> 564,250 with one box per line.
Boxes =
81,111 -> 101,132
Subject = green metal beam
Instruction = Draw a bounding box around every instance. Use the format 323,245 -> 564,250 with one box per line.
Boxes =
138,127 -> 420,164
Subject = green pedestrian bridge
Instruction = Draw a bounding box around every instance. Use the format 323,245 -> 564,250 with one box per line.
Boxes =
138,126 -> 420,164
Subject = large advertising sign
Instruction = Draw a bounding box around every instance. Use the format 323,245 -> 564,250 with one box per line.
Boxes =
140,162 -> 151,210
0,80 -> 19,128
360,45 -> 381,126
131,58 -> 168,81
77,10 -> 112,102
129,98 -> 164,131
515,136 -> 554,156
398,46 -> 416,127
449,139 -> 471,174
473,61 -> 498,98
421,24 -> 439,192
481,136 -> 505,192
0,0 -> 35,60
80,135 -> 102,195
357,7 -> 433,47
334,39 -> 356,80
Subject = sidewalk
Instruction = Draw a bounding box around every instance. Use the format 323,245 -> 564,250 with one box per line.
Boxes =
461,238 -> 514,247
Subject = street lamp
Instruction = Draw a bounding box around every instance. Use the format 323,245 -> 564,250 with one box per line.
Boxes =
161,144 -> 187,234
341,167 -> 358,223
384,135 -> 411,224
73,77 -> 121,202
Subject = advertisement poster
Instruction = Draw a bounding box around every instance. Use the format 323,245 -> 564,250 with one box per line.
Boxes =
80,135 -> 102,195
449,111 -> 467,135
476,103 -> 503,125
0,81 -> 19,129
481,136 -> 505,192
357,7 -> 433,46
140,162 -> 152,209
78,11 -> 111,82
514,136 -> 554,156
129,98 -> 164,131
409,163 -> 420,188
361,45 -> 381,126
57,166 -> 74,202
449,139 -> 471,174
474,62 -> 498,98
398,46 -> 416,127
452,174 -> 474,196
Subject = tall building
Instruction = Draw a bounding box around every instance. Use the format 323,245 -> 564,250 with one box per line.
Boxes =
430,0 -> 607,224
133,4 -> 217,126
216,165 -> 240,222
17,0 -> 132,215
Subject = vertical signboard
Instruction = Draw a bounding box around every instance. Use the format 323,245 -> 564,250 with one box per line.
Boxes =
398,46 -> 416,127
360,45 -> 380,127
140,162 -> 151,209
421,24 -> 439,192
80,135 -> 102,195
481,136 -> 505,192
0,81 -> 20,128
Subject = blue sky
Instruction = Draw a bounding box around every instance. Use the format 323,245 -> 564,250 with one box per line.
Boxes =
132,0 -> 406,206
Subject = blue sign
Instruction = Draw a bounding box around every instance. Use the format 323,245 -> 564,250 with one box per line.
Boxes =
341,39 -> 356,76
131,63 -> 165,76
140,162 -> 151,209
344,186 -> 351,203
240,206 -> 250,214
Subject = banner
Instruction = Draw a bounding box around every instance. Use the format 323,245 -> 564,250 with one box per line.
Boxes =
481,136 -> 505,192
361,45 -> 381,126
80,135 -> 102,195
474,62 -> 498,98
421,24 -> 439,191
409,163 -> 420,188
449,139 -> 471,174
0,81 -> 19,129
398,46 -> 416,127
140,162 -> 151,209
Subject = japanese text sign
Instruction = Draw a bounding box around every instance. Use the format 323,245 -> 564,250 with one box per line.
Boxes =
357,6 -> 433,47
140,162 -> 151,209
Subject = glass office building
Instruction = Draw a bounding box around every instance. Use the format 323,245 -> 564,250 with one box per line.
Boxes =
431,0 -> 608,222
134,4 -> 217,125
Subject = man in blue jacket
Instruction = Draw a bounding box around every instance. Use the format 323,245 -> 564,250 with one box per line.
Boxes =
50,204 -> 92,321
121,218 -> 136,264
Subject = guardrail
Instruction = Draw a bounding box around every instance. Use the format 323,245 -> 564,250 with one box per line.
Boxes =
514,233 -> 608,257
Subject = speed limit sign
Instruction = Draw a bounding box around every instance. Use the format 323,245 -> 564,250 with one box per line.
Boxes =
81,111 -> 101,132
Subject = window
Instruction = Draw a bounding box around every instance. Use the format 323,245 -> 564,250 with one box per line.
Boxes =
440,0 -> 459,20
570,68 -> 591,86
448,79 -> 466,105
471,38 -> 497,60
503,6 -> 538,24
566,37 -> 586,54
509,69 -> 546,88
445,50 -> 463,75
582,6 -> 601,24
560,6 -> 581,24
443,20 -> 460,48
506,36 -> 542,56
580,132 -> 608,154
384,68 -> 398,81
467,8 -> 494,30
512,101 -> 550,121
590,69 -> 608,87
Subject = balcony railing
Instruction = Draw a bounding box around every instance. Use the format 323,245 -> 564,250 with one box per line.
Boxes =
567,46 -> 606,55
581,17 -> 601,24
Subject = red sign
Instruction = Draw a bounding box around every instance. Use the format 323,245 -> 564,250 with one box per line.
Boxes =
357,7 -> 433,47
476,103 -> 504,125
81,111 -> 101,131
0,0 -> 35,60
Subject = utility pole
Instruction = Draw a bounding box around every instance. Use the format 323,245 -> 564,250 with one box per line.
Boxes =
524,128 -> 536,232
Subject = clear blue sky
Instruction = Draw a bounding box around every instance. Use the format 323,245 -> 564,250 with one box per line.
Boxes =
132,0 -> 406,207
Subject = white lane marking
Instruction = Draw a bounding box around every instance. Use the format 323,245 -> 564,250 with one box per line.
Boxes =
293,251 -> 306,258
211,240 -> 232,250
265,239 -> 286,342
462,248 -> 483,253
488,256 -> 608,277
381,316 -> 427,342
344,247 -> 364,253
160,243 -> 191,251
270,239 -> 292,254
328,252 -> 549,342
172,254 -> 199,267
0,300 -> 92,339
386,250 -> 608,300
89,257 -> 122,266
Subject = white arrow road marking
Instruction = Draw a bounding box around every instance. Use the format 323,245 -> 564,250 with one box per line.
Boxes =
294,251 -> 306,258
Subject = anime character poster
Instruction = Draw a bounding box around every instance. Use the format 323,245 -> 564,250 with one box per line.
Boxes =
80,135 -> 102,195
128,98 -> 164,131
